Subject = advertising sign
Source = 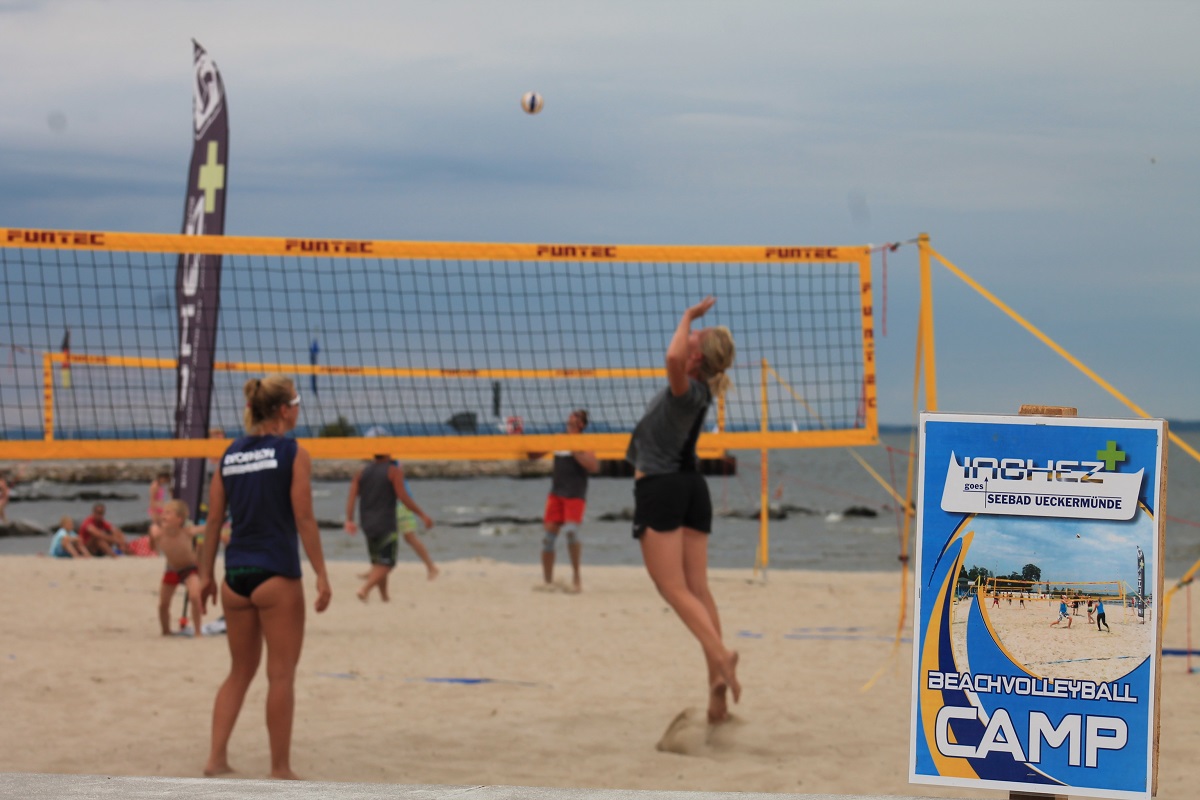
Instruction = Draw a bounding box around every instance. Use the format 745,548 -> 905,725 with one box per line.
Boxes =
910,412 -> 1165,799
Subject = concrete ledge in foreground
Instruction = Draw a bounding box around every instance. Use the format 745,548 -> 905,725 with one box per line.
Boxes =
0,774 -> 979,800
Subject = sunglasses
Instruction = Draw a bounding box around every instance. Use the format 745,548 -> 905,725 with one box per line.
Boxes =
288,394 -> 302,407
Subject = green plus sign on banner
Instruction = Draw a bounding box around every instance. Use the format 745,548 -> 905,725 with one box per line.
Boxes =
197,141 -> 225,214
1096,440 -> 1127,471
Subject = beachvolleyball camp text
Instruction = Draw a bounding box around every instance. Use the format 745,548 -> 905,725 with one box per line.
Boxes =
926,670 -> 1137,702
927,670 -> 1137,767
932,703 -> 1130,768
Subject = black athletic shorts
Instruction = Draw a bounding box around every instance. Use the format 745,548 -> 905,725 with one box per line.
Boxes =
367,531 -> 400,567
632,472 -> 712,538
224,566 -> 287,598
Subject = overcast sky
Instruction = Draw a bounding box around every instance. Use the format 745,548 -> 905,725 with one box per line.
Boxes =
2,0 -> 1197,426
965,514 -> 1154,591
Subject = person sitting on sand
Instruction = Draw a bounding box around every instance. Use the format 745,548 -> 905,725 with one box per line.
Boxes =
48,516 -> 89,559
344,455 -> 433,601
627,296 -> 740,724
1049,595 -> 1073,629
78,502 -> 131,556
152,499 -> 204,637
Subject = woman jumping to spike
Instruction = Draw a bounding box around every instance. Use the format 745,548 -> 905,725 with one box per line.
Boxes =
627,296 -> 740,723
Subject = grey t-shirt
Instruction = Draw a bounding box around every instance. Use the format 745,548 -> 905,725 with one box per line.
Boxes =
550,453 -> 590,499
358,460 -> 398,538
625,378 -> 711,475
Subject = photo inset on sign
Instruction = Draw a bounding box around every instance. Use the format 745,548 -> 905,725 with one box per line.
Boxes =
949,511 -> 1155,684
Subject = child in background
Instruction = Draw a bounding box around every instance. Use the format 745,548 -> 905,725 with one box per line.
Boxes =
152,499 -> 204,636
49,516 -> 90,558
148,470 -> 172,524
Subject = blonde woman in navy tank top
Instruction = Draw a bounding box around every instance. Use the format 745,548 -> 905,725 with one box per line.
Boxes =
199,374 -> 331,780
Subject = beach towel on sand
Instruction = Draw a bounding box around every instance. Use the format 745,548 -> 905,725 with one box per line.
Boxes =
125,535 -> 155,557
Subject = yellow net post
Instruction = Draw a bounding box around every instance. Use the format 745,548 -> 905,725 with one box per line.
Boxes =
41,353 -> 54,442
917,233 -> 938,412
755,358 -> 770,578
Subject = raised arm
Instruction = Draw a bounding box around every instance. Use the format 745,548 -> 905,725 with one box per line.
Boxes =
573,450 -> 600,474
292,446 -> 331,612
666,296 -> 715,396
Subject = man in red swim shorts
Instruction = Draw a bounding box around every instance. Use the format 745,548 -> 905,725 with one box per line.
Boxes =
531,409 -> 598,592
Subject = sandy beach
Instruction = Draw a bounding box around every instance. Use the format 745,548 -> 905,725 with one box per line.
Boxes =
1,556 -> 1197,798
952,596 -> 1156,684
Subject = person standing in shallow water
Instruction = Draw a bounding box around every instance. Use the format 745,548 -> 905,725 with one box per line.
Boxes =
626,296 -> 740,723
199,375 -> 331,780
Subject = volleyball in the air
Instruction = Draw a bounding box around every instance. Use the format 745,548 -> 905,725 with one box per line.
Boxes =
520,91 -> 544,114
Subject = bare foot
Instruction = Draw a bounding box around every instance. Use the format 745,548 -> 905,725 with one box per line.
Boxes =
717,650 -> 741,704
427,565 -> 440,581
379,586 -> 389,602
356,589 -> 368,603
707,681 -> 729,723
203,762 -> 234,777
270,768 -> 301,780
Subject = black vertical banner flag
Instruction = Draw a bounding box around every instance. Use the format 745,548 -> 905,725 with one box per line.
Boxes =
173,40 -> 229,521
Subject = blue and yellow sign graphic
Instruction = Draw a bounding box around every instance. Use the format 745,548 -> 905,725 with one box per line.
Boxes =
910,412 -> 1165,800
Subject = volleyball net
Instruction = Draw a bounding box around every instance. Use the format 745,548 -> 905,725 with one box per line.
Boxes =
983,577 -> 1131,613
0,228 -> 877,461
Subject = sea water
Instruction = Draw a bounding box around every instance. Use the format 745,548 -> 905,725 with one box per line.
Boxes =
4,432 -> 1200,575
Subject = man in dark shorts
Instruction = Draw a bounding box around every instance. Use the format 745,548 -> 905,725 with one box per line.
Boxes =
531,409 -> 598,592
345,455 -> 432,602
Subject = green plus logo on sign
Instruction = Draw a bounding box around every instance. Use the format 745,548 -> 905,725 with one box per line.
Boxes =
1096,440 -> 1126,471
197,141 -> 225,213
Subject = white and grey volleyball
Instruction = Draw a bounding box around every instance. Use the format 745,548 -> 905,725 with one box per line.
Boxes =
520,91 -> 544,114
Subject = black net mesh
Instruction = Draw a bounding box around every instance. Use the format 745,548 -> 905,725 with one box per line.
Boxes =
1,246 -> 869,443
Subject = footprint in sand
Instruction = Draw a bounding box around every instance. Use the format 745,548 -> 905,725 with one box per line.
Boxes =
532,581 -> 580,594
655,707 -> 743,755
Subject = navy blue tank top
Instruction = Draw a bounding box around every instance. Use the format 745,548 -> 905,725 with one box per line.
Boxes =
220,434 -> 301,578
